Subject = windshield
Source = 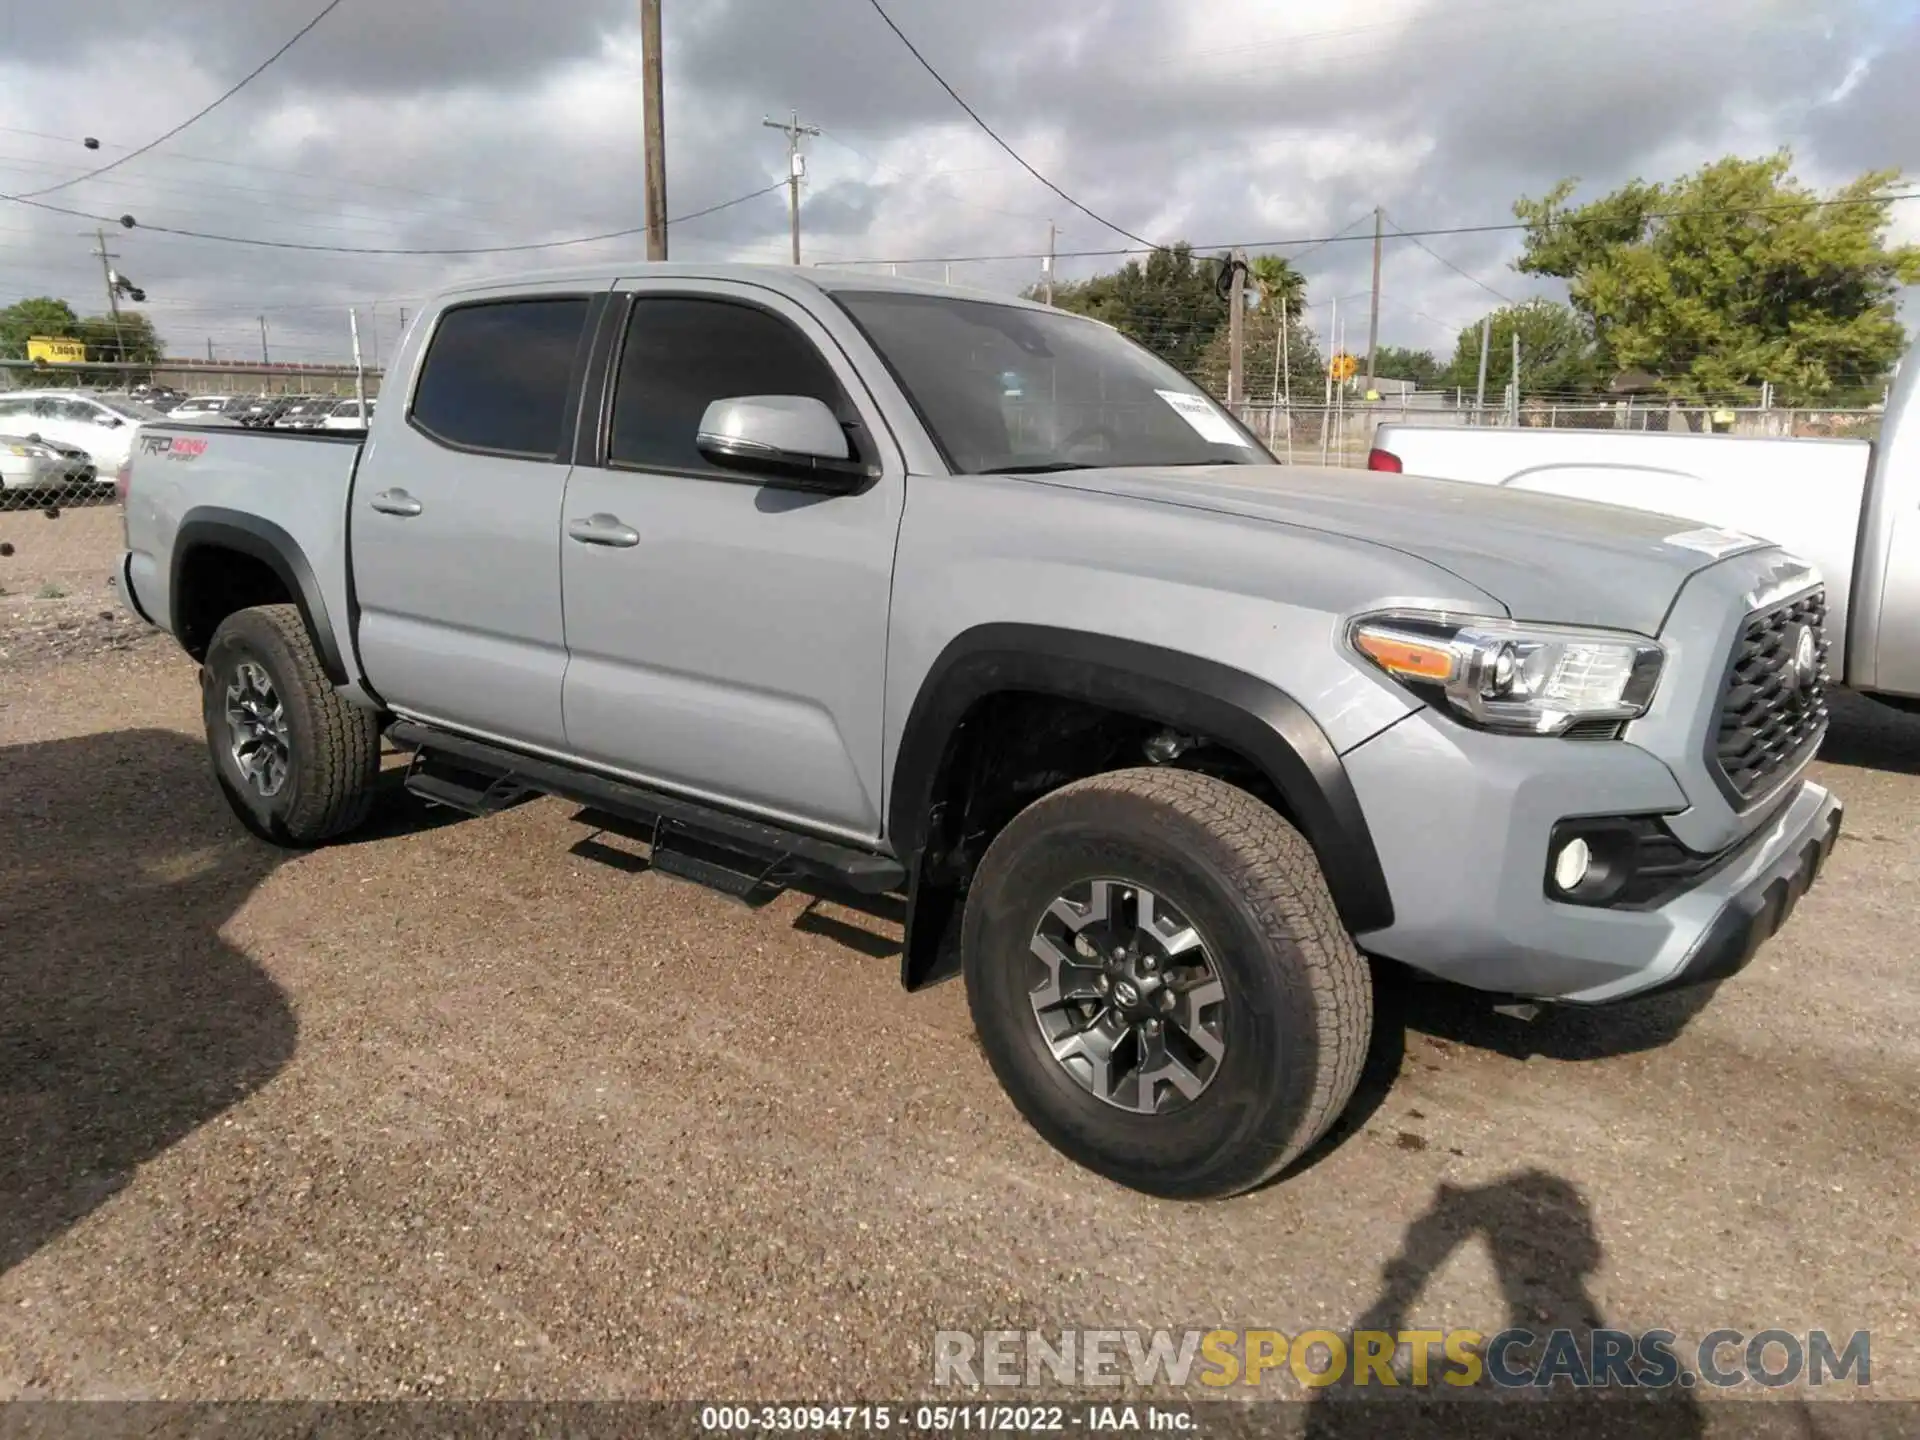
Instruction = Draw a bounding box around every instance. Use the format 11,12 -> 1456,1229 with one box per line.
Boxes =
834,289 -> 1268,474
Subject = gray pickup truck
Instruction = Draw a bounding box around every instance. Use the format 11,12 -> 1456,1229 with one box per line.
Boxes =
118,265 -> 1841,1199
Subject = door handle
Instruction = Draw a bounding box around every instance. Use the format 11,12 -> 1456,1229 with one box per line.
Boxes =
370,488 -> 423,517
567,513 -> 641,548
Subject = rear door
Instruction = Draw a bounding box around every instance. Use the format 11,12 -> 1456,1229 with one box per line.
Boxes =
351,285 -> 604,751
557,281 -> 905,840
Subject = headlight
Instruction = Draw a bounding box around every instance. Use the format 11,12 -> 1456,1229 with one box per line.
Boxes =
1349,611 -> 1664,735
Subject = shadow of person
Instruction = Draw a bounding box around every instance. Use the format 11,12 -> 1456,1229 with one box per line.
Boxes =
0,728 -> 298,1277
1302,1170 -> 1707,1439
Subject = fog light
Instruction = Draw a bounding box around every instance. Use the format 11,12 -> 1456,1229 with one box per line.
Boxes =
1552,837 -> 1593,892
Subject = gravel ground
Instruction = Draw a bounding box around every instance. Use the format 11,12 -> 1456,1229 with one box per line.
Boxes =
1,620 -> 1917,1431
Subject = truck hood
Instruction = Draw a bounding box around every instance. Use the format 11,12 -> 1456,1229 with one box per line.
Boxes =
1027,463 -> 1770,635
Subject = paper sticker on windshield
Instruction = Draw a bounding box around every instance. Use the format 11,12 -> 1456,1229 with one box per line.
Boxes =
1663,526 -> 1762,558
1156,390 -> 1251,447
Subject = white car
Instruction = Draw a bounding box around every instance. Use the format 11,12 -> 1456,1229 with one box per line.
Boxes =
320,398 -> 376,430
167,394 -> 236,420
273,398 -> 340,430
1,432 -> 96,491
0,390 -> 167,472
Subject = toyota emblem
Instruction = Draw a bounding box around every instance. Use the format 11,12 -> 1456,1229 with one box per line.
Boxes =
1791,625 -> 1818,690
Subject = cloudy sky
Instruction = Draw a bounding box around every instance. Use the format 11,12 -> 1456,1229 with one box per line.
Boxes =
1,0 -> 1915,366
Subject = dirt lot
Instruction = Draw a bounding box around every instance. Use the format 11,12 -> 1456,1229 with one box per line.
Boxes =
2,514 -> 1918,1430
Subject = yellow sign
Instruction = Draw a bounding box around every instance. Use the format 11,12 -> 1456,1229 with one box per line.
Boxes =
27,335 -> 86,364
1329,353 -> 1359,381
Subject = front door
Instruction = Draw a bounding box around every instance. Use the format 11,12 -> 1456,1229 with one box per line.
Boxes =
558,282 -> 905,841
351,287 -> 601,752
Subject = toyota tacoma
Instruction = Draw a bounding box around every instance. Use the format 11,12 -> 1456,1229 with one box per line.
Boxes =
117,265 -> 1842,1198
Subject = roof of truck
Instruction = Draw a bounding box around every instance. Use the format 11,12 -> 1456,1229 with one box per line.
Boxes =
428,262 -> 1057,315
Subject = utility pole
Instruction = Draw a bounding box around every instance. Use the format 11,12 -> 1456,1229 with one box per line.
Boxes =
1042,220 -> 1055,305
1510,330 -> 1521,425
258,315 -> 270,366
1474,315 -> 1492,421
641,0 -> 668,261
91,228 -> 126,364
763,110 -> 820,265
1364,205 -> 1382,396
206,337 -> 214,362
349,309 -> 368,417
1225,249 -> 1248,408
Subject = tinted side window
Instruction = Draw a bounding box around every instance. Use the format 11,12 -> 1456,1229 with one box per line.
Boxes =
610,297 -> 848,474
410,297 -> 590,458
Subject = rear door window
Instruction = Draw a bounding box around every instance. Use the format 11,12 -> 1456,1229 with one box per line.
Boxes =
409,297 -> 591,459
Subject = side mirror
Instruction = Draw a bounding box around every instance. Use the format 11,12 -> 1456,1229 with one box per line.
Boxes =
695,395 -> 868,490
95,414 -> 123,427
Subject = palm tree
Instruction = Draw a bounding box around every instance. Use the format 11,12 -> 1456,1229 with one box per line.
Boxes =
1248,254 -> 1304,321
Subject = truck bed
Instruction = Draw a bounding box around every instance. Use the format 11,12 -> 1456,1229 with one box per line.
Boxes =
121,423 -> 364,664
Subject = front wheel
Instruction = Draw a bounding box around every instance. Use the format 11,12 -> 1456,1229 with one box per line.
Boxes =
201,603 -> 381,846
962,768 -> 1373,1199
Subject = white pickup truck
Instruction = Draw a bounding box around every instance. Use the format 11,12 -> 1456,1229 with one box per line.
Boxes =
1372,351 -> 1919,713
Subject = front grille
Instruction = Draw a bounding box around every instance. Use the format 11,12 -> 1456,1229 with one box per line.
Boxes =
1710,588 -> 1829,803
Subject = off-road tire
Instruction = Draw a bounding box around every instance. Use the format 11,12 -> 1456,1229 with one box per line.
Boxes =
963,767 -> 1372,1199
201,603 -> 381,846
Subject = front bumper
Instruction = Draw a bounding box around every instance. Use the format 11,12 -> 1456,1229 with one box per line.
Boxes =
1638,786 -> 1841,998
1342,706 -> 1841,1003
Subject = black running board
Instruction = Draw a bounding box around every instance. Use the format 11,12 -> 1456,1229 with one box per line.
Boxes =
386,720 -> 905,895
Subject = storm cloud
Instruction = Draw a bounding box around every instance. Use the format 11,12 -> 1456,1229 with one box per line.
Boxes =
1,0 -> 1912,364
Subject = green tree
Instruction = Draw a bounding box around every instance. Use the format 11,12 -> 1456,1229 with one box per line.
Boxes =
0,297 -> 84,382
77,310 -> 164,367
1046,242 -> 1227,375
1443,299 -> 1601,396
1194,312 -> 1324,404
1369,345 -> 1443,388
1514,153 -> 1920,403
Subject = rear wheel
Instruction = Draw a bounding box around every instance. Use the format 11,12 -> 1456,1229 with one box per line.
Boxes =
963,767 -> 1372,1199
201,603 -> 380,846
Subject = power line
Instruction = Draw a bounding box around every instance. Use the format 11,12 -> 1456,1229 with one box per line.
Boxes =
16,0 -> 348,200
0,181 -> 785,256
824,191 -> 1920,267
1384,212 -> 1517,305
859,0 -> 1158,250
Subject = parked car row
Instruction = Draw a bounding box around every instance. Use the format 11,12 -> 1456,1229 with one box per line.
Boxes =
164,392 -> 377,430
0,390 -> 165,497
0,386 -> 377,500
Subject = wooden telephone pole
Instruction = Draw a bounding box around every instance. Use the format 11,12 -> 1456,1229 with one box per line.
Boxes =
1225,249 -> 1248,408
763,111 -> 820,265
1364,206 -> 1383,395
641,0 -> 668,261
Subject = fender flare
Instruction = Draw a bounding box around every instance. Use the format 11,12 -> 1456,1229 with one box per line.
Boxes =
889,625 -> 1396,987
171,507 -> 349,685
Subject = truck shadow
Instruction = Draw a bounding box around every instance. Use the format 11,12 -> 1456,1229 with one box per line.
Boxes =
1286,966 -> 1717,1181
1819,690 -> 1920,777
1385,967 -> 1722,1063
0,728 -> 297,1278
564,805 -> 907,960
